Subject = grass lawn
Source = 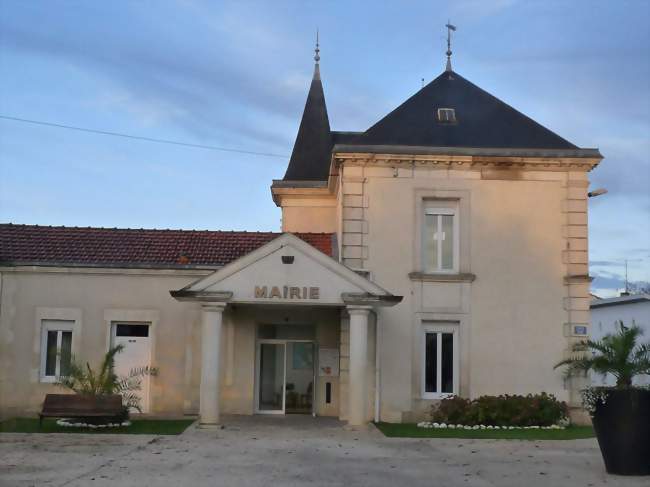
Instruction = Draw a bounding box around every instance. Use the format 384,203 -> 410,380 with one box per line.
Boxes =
375,422 -> 595,440
0,418 -> 195,435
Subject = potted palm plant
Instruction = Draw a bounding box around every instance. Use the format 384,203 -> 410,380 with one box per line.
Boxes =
555,321 -> 650,475
57,344 -> 157,422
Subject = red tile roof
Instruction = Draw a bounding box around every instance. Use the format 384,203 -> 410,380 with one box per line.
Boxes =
0,224 -> 334,268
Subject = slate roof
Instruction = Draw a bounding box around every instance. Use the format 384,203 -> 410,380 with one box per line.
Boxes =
355,70 -> 577,149
0,224 -> 334,268
283,64 -> 333,181
332,131 -> 363,145
282,68 -> 586,181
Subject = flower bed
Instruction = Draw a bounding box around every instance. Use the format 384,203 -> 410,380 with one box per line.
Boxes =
417,421 -> 566,430
430,393 -> 568,427
56,419 -> 131,428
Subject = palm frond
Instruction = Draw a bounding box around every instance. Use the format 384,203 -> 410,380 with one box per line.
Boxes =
555,320 -> 650,387
129,366 -> 158,378
53,341 -> 155,412
121,392 -> 143,413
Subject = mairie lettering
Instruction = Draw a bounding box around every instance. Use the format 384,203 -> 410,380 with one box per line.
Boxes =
254,285 -> 320,300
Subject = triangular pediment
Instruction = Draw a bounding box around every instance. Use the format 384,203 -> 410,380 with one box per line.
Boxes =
171,233 -> 397,306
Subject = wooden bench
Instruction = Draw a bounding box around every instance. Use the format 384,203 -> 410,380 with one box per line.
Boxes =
40,394 -> 124,426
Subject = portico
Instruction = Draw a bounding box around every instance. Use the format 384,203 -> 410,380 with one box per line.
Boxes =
170,233 -> 401,427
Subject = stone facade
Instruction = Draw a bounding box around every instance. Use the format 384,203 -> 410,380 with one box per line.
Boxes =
273,152 -> 600,423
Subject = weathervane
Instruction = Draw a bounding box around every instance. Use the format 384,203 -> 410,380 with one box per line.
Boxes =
445,21 -> 456,72
314,29 -> 320,64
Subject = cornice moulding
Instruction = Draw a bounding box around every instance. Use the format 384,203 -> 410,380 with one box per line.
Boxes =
333,146 -> 602,171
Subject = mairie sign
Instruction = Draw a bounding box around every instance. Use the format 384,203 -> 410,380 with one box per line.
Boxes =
254,285 -> 320,300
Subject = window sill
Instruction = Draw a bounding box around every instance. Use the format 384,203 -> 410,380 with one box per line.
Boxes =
409,272 -> 476,283
422,393 -> 456,400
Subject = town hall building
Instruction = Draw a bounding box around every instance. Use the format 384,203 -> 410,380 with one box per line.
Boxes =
0,41 -> 602,426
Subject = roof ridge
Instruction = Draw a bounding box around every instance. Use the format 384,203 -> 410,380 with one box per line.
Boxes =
0,223 -> 334,236
0,223 -> 288,234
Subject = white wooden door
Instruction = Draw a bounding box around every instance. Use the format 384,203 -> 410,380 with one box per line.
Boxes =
112,323 -> 151,413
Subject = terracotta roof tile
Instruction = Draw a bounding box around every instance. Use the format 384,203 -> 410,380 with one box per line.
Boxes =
0,224 -> 334,268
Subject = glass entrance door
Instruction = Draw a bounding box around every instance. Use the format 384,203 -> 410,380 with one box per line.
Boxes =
257,342 -> 285,413
255,339 -> 315,415
284,342 -> 314,414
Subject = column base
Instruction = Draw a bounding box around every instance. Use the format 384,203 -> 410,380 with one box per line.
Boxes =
197,422 -> 223,430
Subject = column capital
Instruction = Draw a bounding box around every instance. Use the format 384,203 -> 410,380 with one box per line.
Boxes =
346,305 -> 372,316
201,303 -> 227,312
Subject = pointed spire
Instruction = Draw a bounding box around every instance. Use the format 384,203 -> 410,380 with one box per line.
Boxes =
283,31 -> 332,181
445,21 -> 456,72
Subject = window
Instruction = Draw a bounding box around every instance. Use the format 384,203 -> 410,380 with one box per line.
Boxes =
423,207 -> 458,273
422,324 -> 459,398
40,320 -> 74,381
437,108 -> 456,123
115,324 -> 149,337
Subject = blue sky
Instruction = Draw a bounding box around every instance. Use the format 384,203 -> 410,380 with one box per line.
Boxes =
0,0 -> 648,297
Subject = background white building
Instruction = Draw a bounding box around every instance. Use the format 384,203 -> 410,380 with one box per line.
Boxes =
590,294 -> 650,386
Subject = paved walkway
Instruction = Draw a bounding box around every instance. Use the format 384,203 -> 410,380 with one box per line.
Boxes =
0,415 -> 647,486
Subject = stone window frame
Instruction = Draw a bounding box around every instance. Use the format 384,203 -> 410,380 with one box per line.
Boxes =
420,321 -> 460,399
34,307 -> 82,384
39,320 -> 74,382
414,188 -> 471,276
423,205 -> 460,274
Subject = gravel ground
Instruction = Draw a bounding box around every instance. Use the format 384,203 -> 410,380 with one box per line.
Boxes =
0,415 -> 647,487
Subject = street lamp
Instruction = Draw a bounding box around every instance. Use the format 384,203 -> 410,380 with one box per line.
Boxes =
588,188 -> 608,198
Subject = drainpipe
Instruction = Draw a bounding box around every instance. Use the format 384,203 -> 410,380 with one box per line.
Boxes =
374,311 -> 381,423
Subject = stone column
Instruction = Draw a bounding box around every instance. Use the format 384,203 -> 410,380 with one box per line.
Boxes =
199,303 -> 226,426
347,306 -> 371,426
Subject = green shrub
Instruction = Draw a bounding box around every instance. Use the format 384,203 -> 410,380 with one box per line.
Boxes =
430,393 -> 568,426
431,396 -> 473,424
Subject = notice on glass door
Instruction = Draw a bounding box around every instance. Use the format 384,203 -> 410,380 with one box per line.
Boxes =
318,348 -> 339,377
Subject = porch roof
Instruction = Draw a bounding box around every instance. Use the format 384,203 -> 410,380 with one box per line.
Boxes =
170,233 -> 401,308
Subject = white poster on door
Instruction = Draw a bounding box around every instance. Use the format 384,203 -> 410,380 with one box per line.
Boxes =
318,348 -> 339,377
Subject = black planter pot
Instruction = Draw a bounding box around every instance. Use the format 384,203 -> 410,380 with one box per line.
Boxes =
591,388 -> 650,476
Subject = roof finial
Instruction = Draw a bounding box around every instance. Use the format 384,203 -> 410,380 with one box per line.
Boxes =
314,28 -> 320,64
445,21 -> 456,72
313,29 -> 321,80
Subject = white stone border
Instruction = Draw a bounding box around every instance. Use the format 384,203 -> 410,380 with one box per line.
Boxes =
416,421 -> 566,430
56,419 -> 131,429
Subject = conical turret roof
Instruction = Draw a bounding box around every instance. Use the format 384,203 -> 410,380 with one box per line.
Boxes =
283,64 -> 333,180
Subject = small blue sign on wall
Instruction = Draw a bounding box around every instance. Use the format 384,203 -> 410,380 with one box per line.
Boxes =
573,325 -> 588,336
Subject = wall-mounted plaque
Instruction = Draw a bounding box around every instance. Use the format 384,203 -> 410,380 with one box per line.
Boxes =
318,348 -> 339,377
573,325 -> 588,336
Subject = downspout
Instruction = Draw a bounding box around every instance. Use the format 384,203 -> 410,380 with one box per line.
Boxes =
374,311 -> 381,423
